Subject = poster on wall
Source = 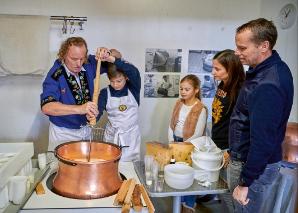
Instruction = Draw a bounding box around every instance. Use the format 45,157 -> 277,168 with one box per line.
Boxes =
188,50 -> 219,73
144,74 -> 180,98
196,74 -> 216,98
145,48 -> 182,73
193,73 -> 217,122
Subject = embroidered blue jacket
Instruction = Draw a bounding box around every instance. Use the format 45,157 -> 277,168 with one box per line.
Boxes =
40,55 -> 106,129
229,50 -> 294,187
98,58 -> 141,118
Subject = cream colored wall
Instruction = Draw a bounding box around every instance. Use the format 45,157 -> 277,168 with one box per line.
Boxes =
0,0 -> 296,156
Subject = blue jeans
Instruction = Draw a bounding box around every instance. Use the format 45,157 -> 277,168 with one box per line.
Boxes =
181,196 -> 196,208
228,161 -> 281,213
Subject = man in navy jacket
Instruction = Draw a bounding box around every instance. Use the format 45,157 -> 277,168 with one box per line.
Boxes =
228,18 -> 294,212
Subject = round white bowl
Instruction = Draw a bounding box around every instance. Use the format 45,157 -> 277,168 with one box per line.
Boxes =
164,164 -> 194,189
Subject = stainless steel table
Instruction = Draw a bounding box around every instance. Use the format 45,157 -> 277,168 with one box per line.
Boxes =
133,161 -> 228,213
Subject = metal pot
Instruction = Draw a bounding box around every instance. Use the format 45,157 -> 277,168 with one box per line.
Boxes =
52,141 -> 122,199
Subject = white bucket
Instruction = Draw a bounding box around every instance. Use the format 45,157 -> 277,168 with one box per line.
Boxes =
191,155 -> 224,182
191,149 -> 223,169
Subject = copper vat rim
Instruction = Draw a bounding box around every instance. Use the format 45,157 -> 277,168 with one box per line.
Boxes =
54,140 -> 122,165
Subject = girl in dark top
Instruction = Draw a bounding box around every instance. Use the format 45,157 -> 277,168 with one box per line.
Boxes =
201,49 -> 245,207
212,49 -> 245,150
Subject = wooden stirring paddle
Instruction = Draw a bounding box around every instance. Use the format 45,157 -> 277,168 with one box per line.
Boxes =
87,58 -> 101,162
89,58 -> 101,126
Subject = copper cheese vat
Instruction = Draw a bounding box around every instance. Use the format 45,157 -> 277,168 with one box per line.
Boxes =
53,141 -> 122,199
282,122 -> 298,164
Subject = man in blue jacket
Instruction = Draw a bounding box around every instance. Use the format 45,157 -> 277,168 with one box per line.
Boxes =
228,18 -> 294,212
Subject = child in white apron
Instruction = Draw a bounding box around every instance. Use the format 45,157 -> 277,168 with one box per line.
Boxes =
90,55 -> 141,162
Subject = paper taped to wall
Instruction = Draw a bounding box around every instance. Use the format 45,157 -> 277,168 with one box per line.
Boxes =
0,15 -> 50,76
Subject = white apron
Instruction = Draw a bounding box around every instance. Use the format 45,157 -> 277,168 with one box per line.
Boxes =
48,122 -> 91,151
104,88 -> 141,162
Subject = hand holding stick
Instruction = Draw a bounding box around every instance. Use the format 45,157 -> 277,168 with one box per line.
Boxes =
89,58 -> 101,126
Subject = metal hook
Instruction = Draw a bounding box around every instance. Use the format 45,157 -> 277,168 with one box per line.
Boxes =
62,17 -> 67,34
78,21 -> 84,30
69,19 -> 75,34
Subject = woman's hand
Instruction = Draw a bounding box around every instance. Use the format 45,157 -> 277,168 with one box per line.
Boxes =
223,151 -> 230,168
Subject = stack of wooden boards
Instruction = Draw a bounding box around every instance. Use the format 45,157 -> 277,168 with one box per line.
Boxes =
113,178 -> 155,213
145,141 -> 194,165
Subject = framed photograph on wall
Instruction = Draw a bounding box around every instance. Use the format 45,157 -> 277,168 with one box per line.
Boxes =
193,73 -> 217,122
197,73 -> 216,98
144,74 -> 180,98
145,48 -> 182,73
188,50 -> 219,73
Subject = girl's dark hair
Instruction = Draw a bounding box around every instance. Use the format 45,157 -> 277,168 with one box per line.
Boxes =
180,74 -> 201,100
107,63 -> 126,79
213,49 -> 245,109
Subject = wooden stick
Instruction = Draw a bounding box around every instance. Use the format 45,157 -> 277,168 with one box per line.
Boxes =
132,184 -> 143,212
113,179 -> 131,206
35,182 -> 45,195
89,59 -> 101,126
140,184 -> 155,213
124,179 -> 136,204
121,203 -> 130,213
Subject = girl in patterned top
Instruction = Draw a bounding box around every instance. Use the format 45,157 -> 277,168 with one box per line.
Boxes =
212,49 -> 245,150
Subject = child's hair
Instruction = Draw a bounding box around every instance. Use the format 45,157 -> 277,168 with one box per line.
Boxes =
180,74 -> 201,100
213,49 -> 245,108
107,63 -> 126,80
